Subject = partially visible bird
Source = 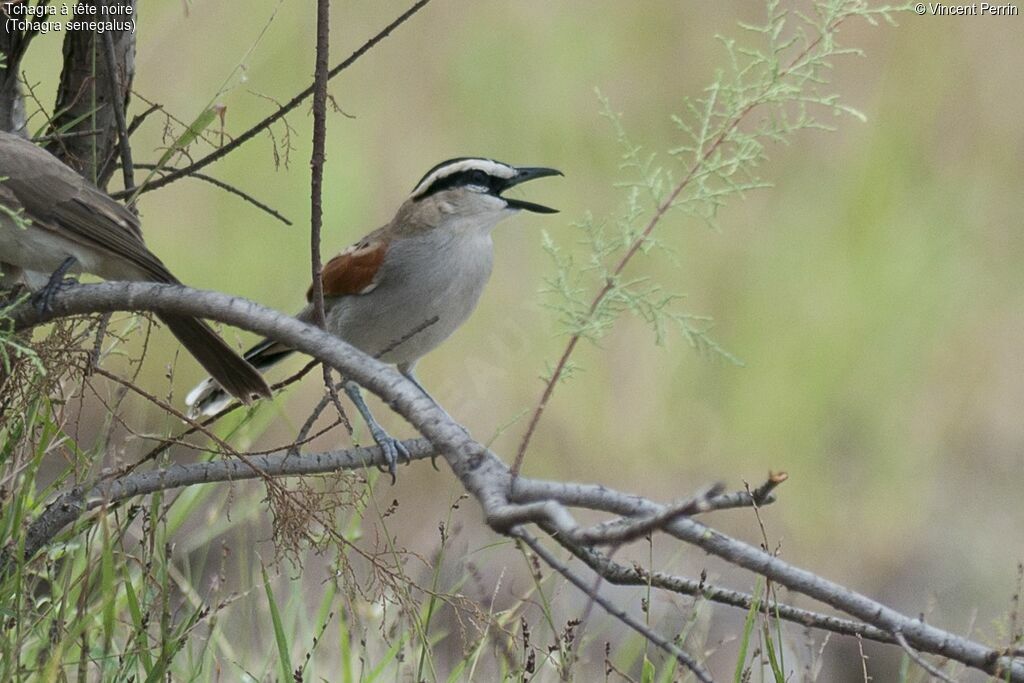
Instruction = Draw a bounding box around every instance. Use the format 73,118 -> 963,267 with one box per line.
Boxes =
0,130 -> 271,404
186,157 -> 562,478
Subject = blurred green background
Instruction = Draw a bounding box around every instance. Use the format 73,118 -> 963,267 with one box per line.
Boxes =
19,1 -> 1024,679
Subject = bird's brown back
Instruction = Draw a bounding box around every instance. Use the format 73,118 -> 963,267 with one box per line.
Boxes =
0,132 -> 175,284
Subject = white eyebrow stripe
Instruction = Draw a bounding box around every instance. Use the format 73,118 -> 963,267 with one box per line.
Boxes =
410,159 -> 517,198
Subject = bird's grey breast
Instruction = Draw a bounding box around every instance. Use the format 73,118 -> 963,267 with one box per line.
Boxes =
326,227 -> 495,364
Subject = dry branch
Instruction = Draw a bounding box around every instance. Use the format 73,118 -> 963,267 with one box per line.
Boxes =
6,282 -> 1023,681
112,0 -> 434,200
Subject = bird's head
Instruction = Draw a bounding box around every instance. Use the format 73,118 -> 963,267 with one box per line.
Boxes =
401,157 -> 562,233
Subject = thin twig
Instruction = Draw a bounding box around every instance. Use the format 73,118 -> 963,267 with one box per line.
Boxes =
514,528 -> 713,683
111,359 -> 319,478
31,128 -> 103,143
291,384 -> 345,457
511,474 -> 782,517
100,2 -> 135,193
857,634 -> 871,682
572,484 -> 725,546
109,0 -> 434,200
87,312 -> 111,373
309,0 -> 339,418
97,102 -> 162,183
546,530 -> 898,645
127,102 -> 161,137
894,630 -> 956,683
309,0 -> 330,330
129,163 -> 293,226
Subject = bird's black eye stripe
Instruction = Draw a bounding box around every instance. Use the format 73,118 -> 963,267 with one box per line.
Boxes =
415,169 -> 501,200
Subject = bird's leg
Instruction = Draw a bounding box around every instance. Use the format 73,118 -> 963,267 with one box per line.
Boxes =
397,363 -> 467,471
33,256 -> 79,313
342,380 -> 410,484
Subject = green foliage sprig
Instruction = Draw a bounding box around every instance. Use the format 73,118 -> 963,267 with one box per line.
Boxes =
518,0 -> 902,470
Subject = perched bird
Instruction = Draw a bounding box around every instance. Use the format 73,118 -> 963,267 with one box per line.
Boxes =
0,130 -> 271,404
187,157 -> 562,478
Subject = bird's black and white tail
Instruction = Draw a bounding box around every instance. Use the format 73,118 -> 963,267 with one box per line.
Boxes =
185,337 -> 295,416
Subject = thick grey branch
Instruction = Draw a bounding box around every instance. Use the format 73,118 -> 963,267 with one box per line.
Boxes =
665,517 -> 1019,677
8,282 -> 1022,681
21,435 -> 906,651
9,281 -> 514,515
512,479 -> 1022,678
13,432 -> 953,659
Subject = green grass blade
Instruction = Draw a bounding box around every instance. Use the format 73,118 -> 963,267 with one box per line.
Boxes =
261,564 -> 293,683
733,580 -> 763,683
131,106 -> 219,202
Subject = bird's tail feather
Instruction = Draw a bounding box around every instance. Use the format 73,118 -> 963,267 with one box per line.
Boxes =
185,335 -> 294,416
161,314 -> 272,413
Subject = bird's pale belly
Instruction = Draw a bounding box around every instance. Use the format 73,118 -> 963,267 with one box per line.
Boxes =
0,219 -> 81,273
326,253 -> 492,365
0,219 -> 144,282
329,285 -> 485,365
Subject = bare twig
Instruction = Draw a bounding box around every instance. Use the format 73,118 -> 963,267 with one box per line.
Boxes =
87,312 -> 111,372
308,0 -> 330,327
510,475 -> 780,517
513,528 -> 713,683
128,163 -> 293,225
31,128 -> 103,143
547,532 -> 898,645
101,2 -> 135,193
571,484 -> 725,546
894,630 -> 956,682
857,634 -> 871,682
110,0 -> 434,200
127,101 -> 161,136
308,0 -> 339,418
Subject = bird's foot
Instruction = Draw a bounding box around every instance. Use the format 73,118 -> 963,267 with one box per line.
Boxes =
32,278 -> 77,313
32,257 -> 78,314
369,427 -> 411,484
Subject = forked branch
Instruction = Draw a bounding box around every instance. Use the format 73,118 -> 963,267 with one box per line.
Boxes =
7,282 -> 1022,681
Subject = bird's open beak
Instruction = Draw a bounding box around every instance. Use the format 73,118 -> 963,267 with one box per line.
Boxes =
501,166 -> 563,214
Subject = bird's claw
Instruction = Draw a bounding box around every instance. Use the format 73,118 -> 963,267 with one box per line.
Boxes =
32,278 -> 77,313
374,435 -> 411,484
33,257 -> 79,314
